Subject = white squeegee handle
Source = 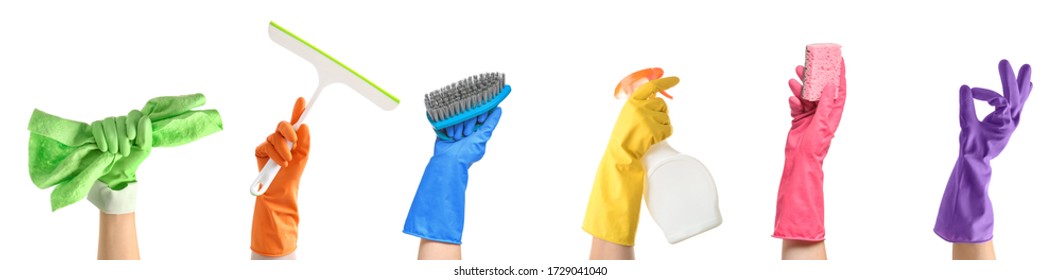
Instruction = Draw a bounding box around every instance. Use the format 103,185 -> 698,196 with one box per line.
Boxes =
249,86 -> 322,196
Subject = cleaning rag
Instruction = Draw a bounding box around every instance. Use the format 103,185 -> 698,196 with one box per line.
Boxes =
28,93 -> 222,211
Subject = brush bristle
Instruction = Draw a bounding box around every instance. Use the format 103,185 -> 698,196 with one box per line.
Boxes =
425,72 -> 506,122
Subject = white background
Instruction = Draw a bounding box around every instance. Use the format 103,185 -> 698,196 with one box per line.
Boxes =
1,0 -> 1058,278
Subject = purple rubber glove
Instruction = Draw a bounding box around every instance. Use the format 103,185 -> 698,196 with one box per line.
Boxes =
934,59 -> 1032,243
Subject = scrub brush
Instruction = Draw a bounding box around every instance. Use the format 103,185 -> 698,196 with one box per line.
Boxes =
425,72 -> 511,140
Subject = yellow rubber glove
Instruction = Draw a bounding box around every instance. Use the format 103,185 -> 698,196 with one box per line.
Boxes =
583,77 -> 677,246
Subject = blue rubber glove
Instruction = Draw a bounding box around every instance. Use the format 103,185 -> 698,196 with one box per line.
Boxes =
403,107 -> 503,244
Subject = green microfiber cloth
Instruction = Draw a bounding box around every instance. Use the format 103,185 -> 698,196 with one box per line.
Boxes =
28,93 -> 223,211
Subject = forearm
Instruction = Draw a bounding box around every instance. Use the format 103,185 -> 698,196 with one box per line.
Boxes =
781,239 -> 826,260
97,212 -> 139,260
589,237 -> 634,260
418,239 -> 461,260
952,241 -> 995,260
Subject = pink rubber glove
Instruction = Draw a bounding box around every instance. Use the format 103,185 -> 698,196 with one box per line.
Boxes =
773,59 -> 847,241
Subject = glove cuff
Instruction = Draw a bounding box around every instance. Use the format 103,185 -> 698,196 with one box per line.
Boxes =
251,196 -> 300,257
403,155 -> 471,245
773,154 -> 827,241
87,181 -> 138,214
934,157 -> 994,243
582,153 -> 646,246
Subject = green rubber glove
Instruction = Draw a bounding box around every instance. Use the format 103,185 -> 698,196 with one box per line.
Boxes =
94,110 -> 152,190
28,93 -> 223,211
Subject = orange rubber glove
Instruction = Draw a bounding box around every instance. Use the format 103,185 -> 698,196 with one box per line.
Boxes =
251,97 -> 310,257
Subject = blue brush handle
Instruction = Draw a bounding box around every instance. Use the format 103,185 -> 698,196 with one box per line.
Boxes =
429,85 -> 511,140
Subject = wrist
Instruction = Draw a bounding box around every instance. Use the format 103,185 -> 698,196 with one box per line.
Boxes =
781,153 -> 825,181
602,146 -> 643,171
251,198 -> 299,257
97,211 -> 139,260
788,146 -> 827,165
950,154 -> 992,190
934,153 -> 995,243
428,153 -> 470,171
957,153 -> 991,169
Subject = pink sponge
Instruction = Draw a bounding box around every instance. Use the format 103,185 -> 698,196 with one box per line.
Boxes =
801,43 -> 842,101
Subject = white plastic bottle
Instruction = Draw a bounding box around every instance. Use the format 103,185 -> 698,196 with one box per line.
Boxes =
643,140 -> 723,244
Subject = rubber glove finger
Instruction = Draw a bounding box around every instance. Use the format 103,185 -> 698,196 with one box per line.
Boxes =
1017,64 -> 1032,92
648,114 -> 673,141
971,87 -> 1009,123
660,122 -> 673,141
445,126 -> 455,140
266,133 -> 292,164
294,124 -> 311,156
795,65 -> 805,80
631,76 -> 680,100
788,78 -> 816,112
788,79 -> 803,100
1026,82 -> 1034,103
644,97 -> 668,112
255,142 -> 270,162
476,111 -> 488,124
116,116 -> 130,157
138,117 -> 152,150
958,85 -> 978,127
477,107 -> 503,133
661,123 -> 673,141
788,96 -> 803,117
92,120 -> 108,153
812,84 -> 837,128
998,60 -> 1019,112
103,117 -> 119,155
970,87 -> 1006,107
787,78 -> 811,114
276,121 -> 298,144
649,110 -> 671,126
463,117 -> 476,137
125,110 -> 139,141
290,97 -> 307,124
269,131 -> 293,161
262,142 -> 289,168
452,122 -> 464,141
1015,63 -> 1032,114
